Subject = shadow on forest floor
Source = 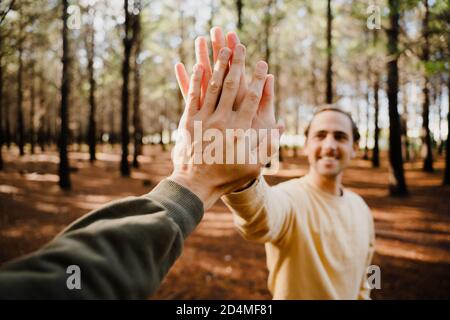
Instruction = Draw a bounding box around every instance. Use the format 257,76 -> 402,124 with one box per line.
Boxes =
1,146 -> 449,299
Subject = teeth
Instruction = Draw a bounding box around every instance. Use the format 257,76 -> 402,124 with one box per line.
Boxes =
321,156 -> 337,160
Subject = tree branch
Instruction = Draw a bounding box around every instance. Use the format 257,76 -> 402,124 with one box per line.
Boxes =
0,0 -> 16,25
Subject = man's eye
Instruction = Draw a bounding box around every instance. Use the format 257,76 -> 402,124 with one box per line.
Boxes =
335,134 -> 347,141
315,133 -> 326,139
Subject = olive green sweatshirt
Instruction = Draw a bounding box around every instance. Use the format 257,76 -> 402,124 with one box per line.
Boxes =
0,179 -> 203,299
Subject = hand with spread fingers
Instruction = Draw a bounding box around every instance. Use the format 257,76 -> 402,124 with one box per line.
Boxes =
176,27 -> 282,142
175,26 -> 247,108
169,40 -> 281,210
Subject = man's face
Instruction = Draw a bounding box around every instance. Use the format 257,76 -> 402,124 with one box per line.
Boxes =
304,111 -> 357,178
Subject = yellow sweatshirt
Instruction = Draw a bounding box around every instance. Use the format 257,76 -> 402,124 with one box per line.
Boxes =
222,175 -> 375,300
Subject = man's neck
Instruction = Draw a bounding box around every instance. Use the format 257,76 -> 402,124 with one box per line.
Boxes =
307,170 -> 343,196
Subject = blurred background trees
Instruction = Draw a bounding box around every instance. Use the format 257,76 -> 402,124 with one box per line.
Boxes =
0,0 -> 448,193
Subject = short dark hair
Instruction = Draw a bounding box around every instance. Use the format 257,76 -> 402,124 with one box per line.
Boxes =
304,104 -> 360,143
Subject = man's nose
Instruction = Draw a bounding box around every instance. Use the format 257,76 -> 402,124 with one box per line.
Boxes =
322,134 -> 337,151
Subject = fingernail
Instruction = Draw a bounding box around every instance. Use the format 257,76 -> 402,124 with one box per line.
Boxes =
235,44 -> 244,55
220,48 -> 230,58
227,31 -> 237,42
195,36 -> 204,45
211,26 -> 220,39
257,61 -> 268,72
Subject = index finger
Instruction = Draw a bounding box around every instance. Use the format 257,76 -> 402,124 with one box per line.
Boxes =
215,44 -> 246,114
210,26 -> 225,63
238,61 -> 268,123
195,36 -> 213,106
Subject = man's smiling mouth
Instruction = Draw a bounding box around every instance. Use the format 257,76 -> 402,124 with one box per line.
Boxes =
318,155 -> 339,160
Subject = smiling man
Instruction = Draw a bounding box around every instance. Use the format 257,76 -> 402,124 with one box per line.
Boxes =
175,26 -> 375,300
222,105 -> 376,300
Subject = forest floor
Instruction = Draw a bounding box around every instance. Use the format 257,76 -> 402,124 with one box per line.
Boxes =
1,145 -> 449,299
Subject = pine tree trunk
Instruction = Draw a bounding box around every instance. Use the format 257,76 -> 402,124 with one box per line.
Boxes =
29,60 -> 36,155
0,53 -> 3,170
325,0 -> 333,104
438,82 -> 445,155
120,0 -> 133,177
236,0 -> 243,31
401,84 -> 410,162
422,0 -> 433,172
59,0 -> 71,190
444,72 -> 450,185
363,85 -> 370,160
87,18 -> 97,162
273,23 -> 283,162
5,91 -> 10,148
38,68 -> 46,152
132,13 -> 142,169
386,0 -> 408,196
17,29 -> 25,156
372,72 -> 380,167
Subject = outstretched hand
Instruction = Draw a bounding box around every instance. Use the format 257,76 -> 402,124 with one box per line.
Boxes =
175,27 -> 247,108
169,42 -> 280,209
175,26 -> 283,144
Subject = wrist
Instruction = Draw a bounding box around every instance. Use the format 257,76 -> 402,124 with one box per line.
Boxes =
168,172 -> 221,210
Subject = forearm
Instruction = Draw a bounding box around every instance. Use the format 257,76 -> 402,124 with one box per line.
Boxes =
222,176 -> 292,243
0,179 -> 203,299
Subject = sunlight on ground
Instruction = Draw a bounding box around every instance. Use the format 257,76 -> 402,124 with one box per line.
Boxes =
1,147 -> 449,299
2,224 -> 60,240
376,239 -> 450,264
197,212 -> 236,237
0,185 -> 20,195
24,173 -> 59,182
78,194 -> 116,204
34,202 -> 62,214
95,153 -> 122,162
131,171 -> 152,180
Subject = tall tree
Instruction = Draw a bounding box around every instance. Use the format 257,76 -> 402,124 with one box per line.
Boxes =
372,70 -> 380,167
433,77 -> 444,155
363,86 -> 370,160
444,72 -> 450,185
120,0 -> 137,176
0,51 -> 3,170
29,59 -> 36,154
263,0 -> 284,162
86,6 -> 97,162
421,0 -> 434,172
4,69 -> 11,149
365,10 -> 386,168
17,8 -> 25,156
325,0 -> 333,104
132,10 -> 142,168
236,0 -> 243,31
37,67 -> 46,152
59,0 -> 71,190
401,83 -> 410,162
0,1 -> 15,168
386,0 -> 408,196
363,31 -> 371,161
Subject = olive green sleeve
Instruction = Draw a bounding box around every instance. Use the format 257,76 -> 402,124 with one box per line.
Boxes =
0,179 -> 203,299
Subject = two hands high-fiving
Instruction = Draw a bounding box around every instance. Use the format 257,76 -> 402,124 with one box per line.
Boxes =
168,27 -> 283,209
